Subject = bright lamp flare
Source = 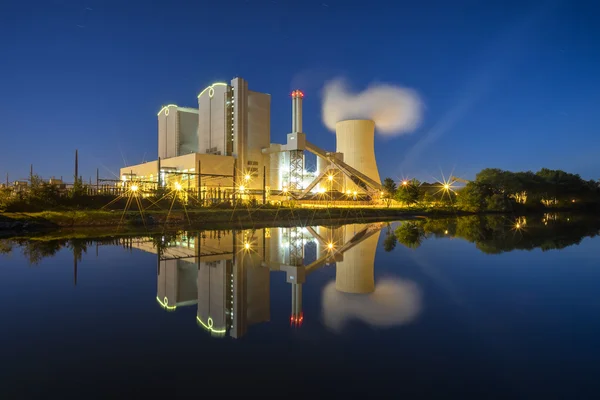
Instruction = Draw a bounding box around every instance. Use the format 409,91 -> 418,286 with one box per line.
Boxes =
327,242 -> 334,250
174,182 -> 182,191
239,185 -> 245,192
443,184 -> 450,190
244,242 -> 251,250
244,174 -> 251,181
130,185 -> 139,192
402,180 -> 408,186
328,174 -> 334,181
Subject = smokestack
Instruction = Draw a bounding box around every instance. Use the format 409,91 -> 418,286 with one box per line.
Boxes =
291,90 -> 304,133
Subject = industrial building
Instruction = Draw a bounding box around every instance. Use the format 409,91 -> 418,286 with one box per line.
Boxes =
120,76 -> 384,203
129,223 -> 383,338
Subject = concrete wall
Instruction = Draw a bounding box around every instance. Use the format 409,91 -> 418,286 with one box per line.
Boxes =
177,108 -> 199,155
335,119 -> 381,193
197,260 -> 229,334
158,105 -> 179,159
197,83 -> 229,155
120,153 -> 235,189
246,91 -> 270,189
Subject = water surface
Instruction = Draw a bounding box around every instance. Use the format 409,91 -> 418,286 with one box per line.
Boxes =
1,214 -> 599,398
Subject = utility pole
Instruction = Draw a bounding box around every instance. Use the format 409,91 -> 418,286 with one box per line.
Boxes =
30,164 -> 33,182
232,159 -> 237,203
96,168 -> 99,192
5,172 -> 8,186
157,157 -> 162,188
197,160 -> 202,203
74,149 -> 79,184
263,165 -> 266,205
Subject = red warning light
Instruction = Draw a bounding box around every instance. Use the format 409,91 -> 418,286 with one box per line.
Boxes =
291,90 -> 305,98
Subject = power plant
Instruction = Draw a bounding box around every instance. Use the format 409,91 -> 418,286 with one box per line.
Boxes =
129,223 -> 386,338
120,76 -> 384,204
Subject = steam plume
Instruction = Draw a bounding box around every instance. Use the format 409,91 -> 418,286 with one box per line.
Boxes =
321,78 -> 423,136
322,278 -> 422,332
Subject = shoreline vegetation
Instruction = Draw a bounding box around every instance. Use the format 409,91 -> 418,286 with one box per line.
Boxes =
2,214 -> 599,265
0,167 -> 598,236
0,207 -> 459,234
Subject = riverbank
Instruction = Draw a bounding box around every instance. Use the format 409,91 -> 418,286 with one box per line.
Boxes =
0,207 -> 467,236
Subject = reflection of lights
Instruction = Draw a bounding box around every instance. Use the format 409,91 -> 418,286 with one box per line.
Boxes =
131,185 -> 139,192
197,316 -> 227,334
156,296 -> 176,311
244,174 -> 251,181
174,182 -> 182,191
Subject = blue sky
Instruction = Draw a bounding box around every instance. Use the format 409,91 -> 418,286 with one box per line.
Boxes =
1,0 -> 599,183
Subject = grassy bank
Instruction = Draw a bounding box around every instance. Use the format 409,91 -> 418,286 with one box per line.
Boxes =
0,206 -> 468,235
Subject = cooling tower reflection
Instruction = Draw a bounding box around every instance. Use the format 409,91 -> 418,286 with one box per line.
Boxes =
131,222 -> 421,339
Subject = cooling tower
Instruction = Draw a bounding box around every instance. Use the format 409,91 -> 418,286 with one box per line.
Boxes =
335,224 -> 379,294
335,120 -> 381,193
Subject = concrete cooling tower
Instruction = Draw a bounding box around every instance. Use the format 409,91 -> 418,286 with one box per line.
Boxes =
335,120 -> 381,193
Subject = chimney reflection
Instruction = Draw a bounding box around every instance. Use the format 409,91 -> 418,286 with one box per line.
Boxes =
131,223 -> 386,339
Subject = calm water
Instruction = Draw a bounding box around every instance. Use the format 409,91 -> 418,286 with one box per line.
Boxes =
1,214 -> 600,398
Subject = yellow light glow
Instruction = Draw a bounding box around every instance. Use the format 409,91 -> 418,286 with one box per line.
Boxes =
239,185 -> 245,192
174,182 -> 182,191
327,242 -> 334,250
156,296 -> 176,311
353,191 -> 357,196
131,185 -> 139,192
282,187 -> 288,193
402,180 -> 408,186
197,316 -> 227,334
327,174 -> 334,181
157,104 -> 178,116
346,190 -> 351,195
244,242 -> 251,250
443,184 -> 450,190
197,82 -> 228,98
516,223 -> 521,229
244,174 -> 251,181
444,230 -> 449,235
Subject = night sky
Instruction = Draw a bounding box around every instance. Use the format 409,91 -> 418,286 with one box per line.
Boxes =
2,0 -> 599,183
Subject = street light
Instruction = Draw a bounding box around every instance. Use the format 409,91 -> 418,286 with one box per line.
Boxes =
239,185 -> 245,193
174,182 -> 182,191
131,185 -> 138,192
244,174 -> 251,181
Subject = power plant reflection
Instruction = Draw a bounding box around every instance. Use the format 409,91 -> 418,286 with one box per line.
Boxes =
131,223 -> 419,338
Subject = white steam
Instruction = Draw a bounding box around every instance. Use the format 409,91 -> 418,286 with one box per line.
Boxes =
321,278 -> 422,333
321,78 -> 423,136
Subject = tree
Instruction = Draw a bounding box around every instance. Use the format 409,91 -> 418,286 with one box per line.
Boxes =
395,179 -> 421,206
395,222 -> 425,249
383,232 -> 397,252
382,177 -> 397,208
